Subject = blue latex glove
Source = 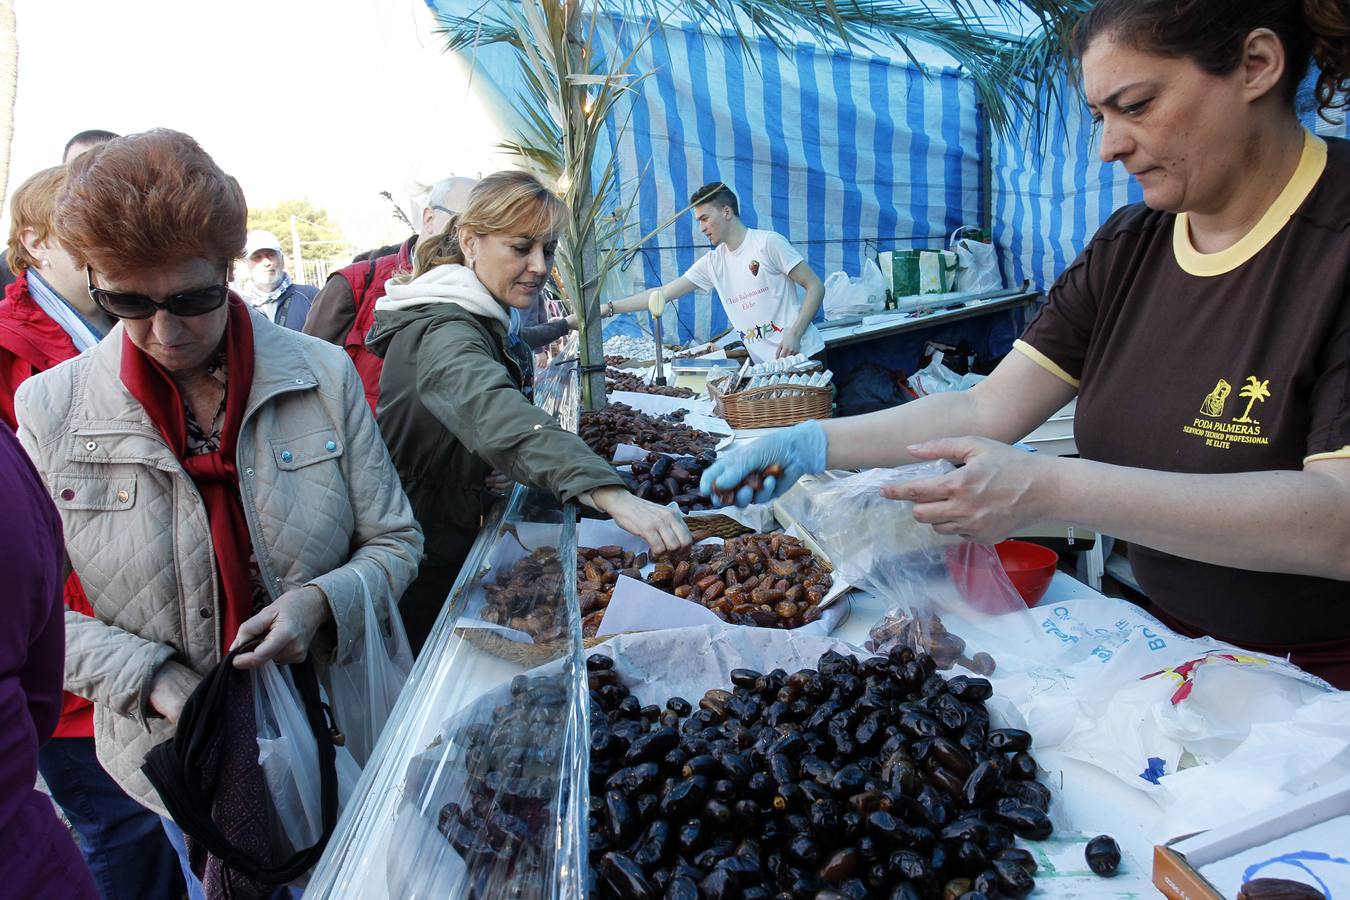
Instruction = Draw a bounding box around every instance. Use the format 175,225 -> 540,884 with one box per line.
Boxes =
699,420 -> 829,507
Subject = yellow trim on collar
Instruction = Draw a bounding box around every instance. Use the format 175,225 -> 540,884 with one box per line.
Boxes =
1013,340 -> 1081,389
1173,130 -> 1327,278
1305,446 -> 1350,465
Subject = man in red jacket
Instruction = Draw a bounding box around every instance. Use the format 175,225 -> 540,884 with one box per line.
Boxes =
303,176 -> 475,410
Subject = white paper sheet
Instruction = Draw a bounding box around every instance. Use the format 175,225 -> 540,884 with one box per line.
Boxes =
681,414 -> 733,436
610,443 -> 650,464
607,390 -> 715,418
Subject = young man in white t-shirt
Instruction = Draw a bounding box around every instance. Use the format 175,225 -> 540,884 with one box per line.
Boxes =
605,182 -> 826,364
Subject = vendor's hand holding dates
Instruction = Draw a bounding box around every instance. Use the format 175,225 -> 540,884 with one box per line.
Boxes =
881,436 -> 1056,544
588,486 -> 692,556
700,419 -> 828,506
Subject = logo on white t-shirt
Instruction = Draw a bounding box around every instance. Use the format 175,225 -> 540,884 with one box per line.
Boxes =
748,260 -> 760,276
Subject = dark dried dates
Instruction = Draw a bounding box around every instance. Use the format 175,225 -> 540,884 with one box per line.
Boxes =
580,401 -> 716,460
584,648 -> 1052,899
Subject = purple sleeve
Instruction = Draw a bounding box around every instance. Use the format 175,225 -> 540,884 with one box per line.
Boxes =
0,426 -> 65,836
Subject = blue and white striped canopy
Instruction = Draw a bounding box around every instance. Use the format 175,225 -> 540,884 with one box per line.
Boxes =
599,20 -> 982,343
426,1 -> 1349,344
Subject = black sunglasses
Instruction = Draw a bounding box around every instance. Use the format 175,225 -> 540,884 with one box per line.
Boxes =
86,266 -> 230,319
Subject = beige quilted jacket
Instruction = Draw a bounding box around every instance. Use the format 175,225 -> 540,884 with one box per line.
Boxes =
15,311 -> 424,814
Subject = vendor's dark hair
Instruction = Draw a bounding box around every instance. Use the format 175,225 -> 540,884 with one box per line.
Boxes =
1071,0 -> 1350,121
691,182 -> 739,217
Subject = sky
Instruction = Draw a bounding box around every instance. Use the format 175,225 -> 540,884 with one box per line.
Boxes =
7,0 -> 513,252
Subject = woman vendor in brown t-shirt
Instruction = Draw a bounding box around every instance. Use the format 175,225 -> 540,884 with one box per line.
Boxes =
702,0 -> 1350,688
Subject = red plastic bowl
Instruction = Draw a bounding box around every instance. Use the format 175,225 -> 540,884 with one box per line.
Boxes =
995,540 -> 1059,607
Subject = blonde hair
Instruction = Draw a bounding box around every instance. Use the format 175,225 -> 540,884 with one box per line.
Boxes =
6,166 -> 68,274
393,171 -> 566,284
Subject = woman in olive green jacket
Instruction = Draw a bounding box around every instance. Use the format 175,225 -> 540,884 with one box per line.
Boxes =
367,171 -> 691,649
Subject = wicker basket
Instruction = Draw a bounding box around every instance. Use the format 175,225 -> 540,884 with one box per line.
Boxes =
455,626 -> 619,668
684,513 -> 755,540
709,375 -> 833,429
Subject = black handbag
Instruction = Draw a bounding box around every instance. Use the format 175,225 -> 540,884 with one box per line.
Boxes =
142,645 -> 342,887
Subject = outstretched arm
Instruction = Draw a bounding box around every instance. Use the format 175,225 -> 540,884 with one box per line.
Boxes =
606,277 -> 698,316
888,439 -> 1350,580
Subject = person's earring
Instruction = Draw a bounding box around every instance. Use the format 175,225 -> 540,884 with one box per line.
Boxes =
40,258 -> 49,267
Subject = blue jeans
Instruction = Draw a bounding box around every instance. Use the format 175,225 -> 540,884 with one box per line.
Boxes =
36,736 -> 185,900
160,819 -> 302,900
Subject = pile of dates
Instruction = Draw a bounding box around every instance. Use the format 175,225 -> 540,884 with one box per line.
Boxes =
588,648 -> 1055,899
481,548 -> 569,643
483,545 -> 647,643
647,534 -> 833,629
580,546 -> 650,638
580,402 -> 717,460
623,450 -> 719,511
868,611 -> 996,675
435,674 -> 569,896
607,368 -> 697,399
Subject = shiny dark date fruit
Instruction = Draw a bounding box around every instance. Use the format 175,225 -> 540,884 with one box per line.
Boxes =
569,650 -> 1051,899
1236,878 -> 1326,900
1085,833 -> 1122,877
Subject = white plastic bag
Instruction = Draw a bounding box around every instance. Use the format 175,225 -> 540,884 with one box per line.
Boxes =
906,349 -> 985,396
949,226 -> 1002,294
253,662 -> 362,856
822,260 -> 886,319
324,568 -> 414,765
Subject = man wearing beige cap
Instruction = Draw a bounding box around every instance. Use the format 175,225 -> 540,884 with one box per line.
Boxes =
240,229 -> 317,331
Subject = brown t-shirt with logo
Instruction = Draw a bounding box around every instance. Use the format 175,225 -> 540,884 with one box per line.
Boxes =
1017,132 -> 1350,648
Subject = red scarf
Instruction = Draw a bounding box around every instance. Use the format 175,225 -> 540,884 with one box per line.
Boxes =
121,297 -> 256,650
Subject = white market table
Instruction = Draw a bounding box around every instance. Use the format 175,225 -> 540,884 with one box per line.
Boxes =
817,287 -> 1040,348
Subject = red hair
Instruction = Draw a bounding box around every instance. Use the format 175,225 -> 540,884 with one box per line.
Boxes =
57,129 -> 247,281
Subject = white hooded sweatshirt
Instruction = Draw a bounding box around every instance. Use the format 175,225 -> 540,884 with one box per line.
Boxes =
376,263 -> 518,333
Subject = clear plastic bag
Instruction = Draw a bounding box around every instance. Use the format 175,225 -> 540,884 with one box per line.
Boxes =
252,662 -> 363,857
323,567 -> 414,765
776,464 -> 1025,670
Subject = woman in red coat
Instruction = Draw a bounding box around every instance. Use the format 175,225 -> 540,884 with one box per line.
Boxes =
0,167 -> 111,428
2,166 -> 184,898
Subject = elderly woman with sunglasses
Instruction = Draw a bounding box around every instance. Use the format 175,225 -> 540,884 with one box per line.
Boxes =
13,130 -> 423,889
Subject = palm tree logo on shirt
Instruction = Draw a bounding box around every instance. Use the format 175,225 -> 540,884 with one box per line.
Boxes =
1233,376 -> 1271,424
1199,379 -> 1231,417
748,260 -> 760,276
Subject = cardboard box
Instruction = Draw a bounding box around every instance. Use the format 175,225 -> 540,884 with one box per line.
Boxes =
1153,775 -> 1350,899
